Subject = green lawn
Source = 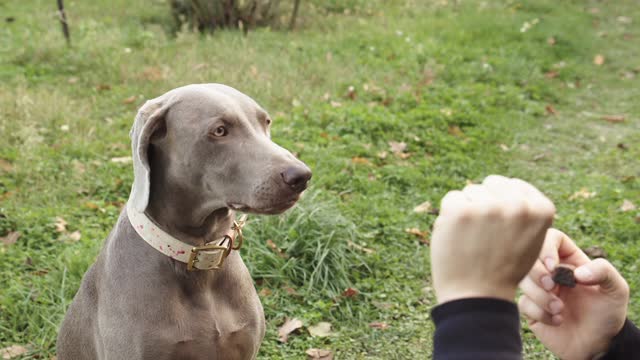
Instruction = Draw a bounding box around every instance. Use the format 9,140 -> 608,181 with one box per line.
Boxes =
1,0 -> 638,359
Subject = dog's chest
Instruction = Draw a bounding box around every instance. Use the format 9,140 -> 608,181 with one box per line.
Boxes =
155,289 -> 263,360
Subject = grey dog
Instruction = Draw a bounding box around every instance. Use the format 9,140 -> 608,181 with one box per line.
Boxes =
56,84 -> 312,360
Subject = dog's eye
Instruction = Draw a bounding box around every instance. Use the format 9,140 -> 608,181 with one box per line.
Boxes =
211,126 -> 228,137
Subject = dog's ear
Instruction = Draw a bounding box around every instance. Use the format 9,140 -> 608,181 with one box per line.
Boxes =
129,97 -> 173,213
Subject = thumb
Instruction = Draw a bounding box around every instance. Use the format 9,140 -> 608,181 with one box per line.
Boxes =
574,258 -> 629,295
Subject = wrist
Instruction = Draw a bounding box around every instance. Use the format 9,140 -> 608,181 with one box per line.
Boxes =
436,285 -> 517,304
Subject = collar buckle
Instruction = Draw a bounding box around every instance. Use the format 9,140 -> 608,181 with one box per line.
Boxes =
186,239 -> 232,271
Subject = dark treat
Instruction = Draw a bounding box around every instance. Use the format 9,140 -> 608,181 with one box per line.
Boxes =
552,266 -> 576,288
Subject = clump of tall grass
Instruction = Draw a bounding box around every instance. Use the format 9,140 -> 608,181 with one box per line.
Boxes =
243,190 -> 368,296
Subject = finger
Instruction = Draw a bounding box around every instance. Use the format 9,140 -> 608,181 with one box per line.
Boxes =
575,258 -> 630,296
526,260 -> 556,291
519,276 -> 563,315
439,190 -> 469,216
539,228 -> 590,272
518,295 -> 559,326
461,184 -> 494,203
510,178 -> 556,217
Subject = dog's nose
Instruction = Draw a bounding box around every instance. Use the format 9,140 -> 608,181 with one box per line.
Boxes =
281,165 -> 312,192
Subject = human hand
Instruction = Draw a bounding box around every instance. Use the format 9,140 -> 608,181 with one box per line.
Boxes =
430,175 -> 556,304
518,229 -> 629,360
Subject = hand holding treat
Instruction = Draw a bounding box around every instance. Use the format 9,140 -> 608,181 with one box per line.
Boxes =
518,229 -> 630,360
430,175 -> 556,304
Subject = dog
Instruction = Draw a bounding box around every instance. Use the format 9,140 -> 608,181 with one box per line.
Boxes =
56,84 -> 312,360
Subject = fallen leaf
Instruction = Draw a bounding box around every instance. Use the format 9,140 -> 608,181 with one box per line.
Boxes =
369,322 -> 389,330
84,202 -> 100,210
0,231 -> 20,245
594,54 -> 605,66
282,286 -> 299,296
0,159 -> 13,172
141,66 -> 164,81
617,16 -> 632,24
123,95 -> 137,104
499,144 -> 510,151
601,115 -> 625,123
306,348 -> 333,360
55,217 -> 67,232
569,188 -> 596,200
68,231 -> 81,242
347,240 -> 375,254
67,77 -> 79,84
346,86 -> 356,100
341,287 -> 359,298
448,125 -> 464,137
547,36 -> 556,45
545,105 -> 557,115
1,345 -> 28,359
95,84 -> 111,91
533,153 -> 546,161
110,156 -> 133,164
266,239 -> 287,258
377,151 -> 388,159
259,288 -> 272,297
388,141 -> 407,154
545,70 -> 559,79
308,322 -> 332,337
583,245 -> 607,259
413,201 -> 432,213
617,143 -> 628,150
621,199 -> 636,212
398,152 -> 412,159
405,228 -> 429,245
330,101 -> 342,108
278,318 -> 303,343
351,157 -> 371,165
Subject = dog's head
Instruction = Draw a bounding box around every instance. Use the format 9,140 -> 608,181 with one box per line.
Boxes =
129,84 -> 311,215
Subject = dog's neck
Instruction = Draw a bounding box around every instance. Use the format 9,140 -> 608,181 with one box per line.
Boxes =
145,149 -> 234,247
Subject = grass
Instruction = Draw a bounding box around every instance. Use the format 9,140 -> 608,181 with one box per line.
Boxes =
0,0 -> 639,358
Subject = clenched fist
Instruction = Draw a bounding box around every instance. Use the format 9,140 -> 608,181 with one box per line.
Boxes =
430,175 -> 556,304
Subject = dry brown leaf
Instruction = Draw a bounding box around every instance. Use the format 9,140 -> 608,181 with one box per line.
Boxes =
346,86 -> 356,100
84,202 -> 100,210
258,288 -> 272,297
583,245 -> 607,259
55,217 -> 67,232
282,286 -> 299,296
266,239 -> 287,258
369,322 -> 389,330
68,231 -> 81,242
413,201 -> 432,213
448,125 -> 464,137
341,287 -> 359,298
545,105 -> 557,115
388,141 -> 407,154
67,77 -> 79,84
123,95 -> 137,104
569,188 -> 596,200
398,153 -> 412,159
544,70 -> 559,79
601,115 -> 625,123
306,348 -> 333,360
0,231 -> 20,245
0,159 -> 14,172
351,157 -> 371,165
110,156 -> 133,164
347,240 -> 375,254
594,54 -> 605,66
308,322 -> 332,337
547,36 -> 556,45
96,84 -> 111,91
141,66 -> 164,81
278,318 -> 303,343
621,199 -> 636,212
1,345 -> 28,359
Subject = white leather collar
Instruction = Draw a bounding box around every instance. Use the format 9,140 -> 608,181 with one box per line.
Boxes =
126,201 -> 247,271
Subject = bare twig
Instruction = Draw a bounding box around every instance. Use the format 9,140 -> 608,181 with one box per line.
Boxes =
57,0 -> 70,45
289,0 -> 301,30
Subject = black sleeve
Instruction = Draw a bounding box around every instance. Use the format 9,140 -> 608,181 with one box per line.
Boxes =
431,298 -> 522,360
601,319 -> 640,359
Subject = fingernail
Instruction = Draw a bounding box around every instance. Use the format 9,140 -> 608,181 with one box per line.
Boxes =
544,257 -> 556,271
541,275 -> 555,291
549,299 -> 563,314
575,266 -> 592,281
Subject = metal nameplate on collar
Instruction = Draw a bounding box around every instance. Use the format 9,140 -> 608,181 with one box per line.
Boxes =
187,239 -> 231,271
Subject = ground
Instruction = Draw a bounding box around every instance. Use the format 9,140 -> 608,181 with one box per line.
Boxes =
0,0 -> 638,359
